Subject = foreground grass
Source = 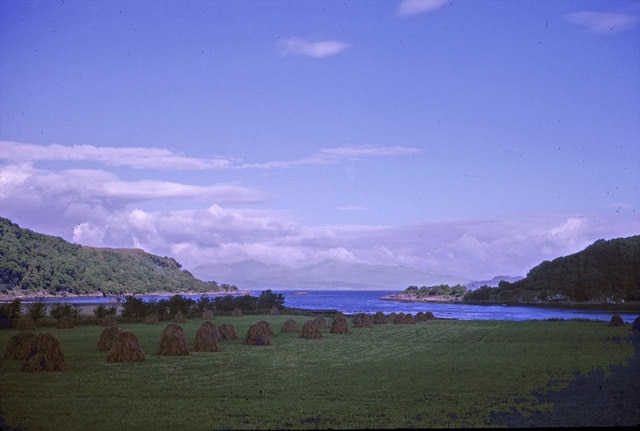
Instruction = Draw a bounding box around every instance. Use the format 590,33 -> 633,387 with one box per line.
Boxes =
0,316 -> 635,429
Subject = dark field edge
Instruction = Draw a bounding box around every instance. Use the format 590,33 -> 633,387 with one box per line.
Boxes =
489,330 -> 640,428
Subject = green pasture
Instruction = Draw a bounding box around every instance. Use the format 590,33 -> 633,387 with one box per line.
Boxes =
0,316 -> 635,429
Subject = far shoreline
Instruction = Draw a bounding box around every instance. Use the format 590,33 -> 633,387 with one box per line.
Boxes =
379,292 -> 640,312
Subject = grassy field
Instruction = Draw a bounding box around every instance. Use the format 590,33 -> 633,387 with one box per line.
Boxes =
0,315 -> 635,430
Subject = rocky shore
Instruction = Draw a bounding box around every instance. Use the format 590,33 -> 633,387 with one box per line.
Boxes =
379,292 -> 464,303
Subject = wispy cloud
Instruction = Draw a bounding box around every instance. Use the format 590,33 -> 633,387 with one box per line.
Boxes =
0,141 -> 231,170
278,37 -> 349,58
0,163 -> 268,221
1,141 -> 419,171
239,145 -> 421,169
397,0 -> 448,18
566,10 -> 639,34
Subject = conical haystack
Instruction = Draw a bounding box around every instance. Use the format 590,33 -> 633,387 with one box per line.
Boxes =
301,320 -> 323,339
56,315 -> 75,329
157,324 -> 189,356
330,315 -> 350,334
312,315 -> 328,328
393,312 -> 416,325
202,309 -> 214,320
352,313 -> 372,328
231,308 -> 243,317
372,311 -> 388,324
218,323 -> 238,340
102,315 -> 117,327
281,319 -> 300,333
243,322 -> 272,345
256,320 -> 274,335
269,306 -> 280,315
608,314 -> 624,327
106,331 -> 145,362
173,311 -> 187,323
4,331 -> 37,360
192,321 -> 220,352
97,326 -> 122,351
21,333 -> 66,372
145,313 -> 159,325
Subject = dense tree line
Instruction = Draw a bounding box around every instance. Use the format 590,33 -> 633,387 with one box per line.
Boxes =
120,290 -> 285,319
463,236 -> 640,304
404,284 -> 467,298
0,217 -> 232,296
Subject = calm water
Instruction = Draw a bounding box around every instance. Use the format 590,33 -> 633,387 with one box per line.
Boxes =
14,290 -> 639,323
276,290 -> 639,323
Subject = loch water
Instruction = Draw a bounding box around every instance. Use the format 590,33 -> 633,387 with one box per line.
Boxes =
276,290 -> 639,323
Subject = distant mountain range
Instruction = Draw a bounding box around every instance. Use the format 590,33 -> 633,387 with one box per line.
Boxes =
192,259 -> 472,291
464,275 -> 524,290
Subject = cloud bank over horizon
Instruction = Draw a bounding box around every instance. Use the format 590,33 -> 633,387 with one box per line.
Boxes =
2,140 -> 637,281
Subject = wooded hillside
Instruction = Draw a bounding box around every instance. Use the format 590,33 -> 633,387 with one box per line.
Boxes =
0,217 -> 229,296
464,236 -> 640,304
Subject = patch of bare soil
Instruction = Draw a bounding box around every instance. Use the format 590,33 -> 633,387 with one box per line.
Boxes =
489,331 -> 640,427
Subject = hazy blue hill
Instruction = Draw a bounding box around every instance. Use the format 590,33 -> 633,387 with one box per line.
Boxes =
464,236 -> 640,304
0,216 -> 226,297
192,259 -> 470,290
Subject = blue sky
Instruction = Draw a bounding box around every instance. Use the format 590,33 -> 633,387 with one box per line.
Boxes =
1,0 -> 639,281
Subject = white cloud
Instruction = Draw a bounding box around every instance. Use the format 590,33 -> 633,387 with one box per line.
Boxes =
397,0 -> 448,17
278,37 -> 349,58
566,10 -> 639,34
239,145 -> 421,168
0,141 -> 231,170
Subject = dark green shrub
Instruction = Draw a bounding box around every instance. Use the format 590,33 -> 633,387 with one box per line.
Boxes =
27,302 -> 46,322
93,304 -> 117,319
49,303 -> 79,319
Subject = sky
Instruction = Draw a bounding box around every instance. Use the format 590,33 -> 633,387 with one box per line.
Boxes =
1,0 -> 639,282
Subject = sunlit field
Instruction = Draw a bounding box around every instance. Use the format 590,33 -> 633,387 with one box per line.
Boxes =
0,316 -> 634,429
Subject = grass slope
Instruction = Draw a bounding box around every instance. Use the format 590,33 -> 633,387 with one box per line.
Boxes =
0,317 -> 636,429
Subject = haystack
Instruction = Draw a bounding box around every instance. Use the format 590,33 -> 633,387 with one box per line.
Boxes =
301,320 -> 322,339
15,316 -> 36,331
330,315 -> 350,334
352,313 -> 372,328
173,311 -> 187,323
97,326 -> 122,351
145,313 -> 160,325
608,314 -> 624,327
157,324 -> 189,356
372,311 -> 388,324
243,322 -> 272,345
269,306 -> 280,316
218,323 -> 238,340
231,308 -> 243,317
281,319 -> 300,333
21,333 -> 66,372
256,320 -> 274,335
102,315 -> 118,327
312,315 -> 328,328
56,315 -> 75,329
202,309 -> 215,320
633,316 -> 640,332
192,321 -> 220,352
4,331 -> 37,360
393,313 -> 416,325
106,331 -> 145,362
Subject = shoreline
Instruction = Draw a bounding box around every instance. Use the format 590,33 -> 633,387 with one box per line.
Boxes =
379,293 -> 640,312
